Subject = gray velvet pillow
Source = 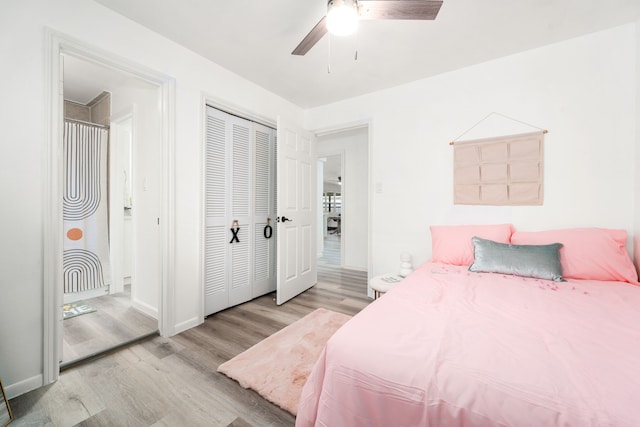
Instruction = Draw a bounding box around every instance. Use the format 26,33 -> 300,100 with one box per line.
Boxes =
469,236 -> 564,281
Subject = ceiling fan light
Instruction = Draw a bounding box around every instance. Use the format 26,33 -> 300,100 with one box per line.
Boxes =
326,0 -> 359,37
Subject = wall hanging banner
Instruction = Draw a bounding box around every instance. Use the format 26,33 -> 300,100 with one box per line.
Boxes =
452,130 -> 545,206
63,121 -> 112,294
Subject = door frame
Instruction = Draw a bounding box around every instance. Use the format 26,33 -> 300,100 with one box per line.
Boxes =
313,120 -> 373,295
43,29 -> 176,385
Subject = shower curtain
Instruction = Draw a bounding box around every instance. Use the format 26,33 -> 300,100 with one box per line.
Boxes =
63,121 -> 111,295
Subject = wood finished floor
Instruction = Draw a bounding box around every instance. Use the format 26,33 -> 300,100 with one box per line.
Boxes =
63,285 -> 158,365
10,239 -> 370,427
318,233 -> 340,267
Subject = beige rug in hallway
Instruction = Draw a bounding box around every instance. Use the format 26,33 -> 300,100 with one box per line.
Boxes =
217,308 -> 351,415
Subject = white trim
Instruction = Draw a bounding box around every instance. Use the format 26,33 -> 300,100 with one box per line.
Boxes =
160,64 -> 177,338
313,119 -> 369,137
4,374 -> 43,400
44,28 -> 176,386
43,28 -> 63,388
203,92 -> 277,129
132,298 -> 159,320
174,317 -> 202,335
198,95 -> 208,323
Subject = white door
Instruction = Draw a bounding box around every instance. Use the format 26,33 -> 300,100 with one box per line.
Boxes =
205,106 -> 268,315
205,108 -> 256,313
276,117 -> 317,304
252,123 -> 277,297
227,115 -> 253,307
108,113 -> 133,295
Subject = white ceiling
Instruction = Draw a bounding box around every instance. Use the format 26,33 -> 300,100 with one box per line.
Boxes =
91,0 -> 640,109
323,154 -> 342,189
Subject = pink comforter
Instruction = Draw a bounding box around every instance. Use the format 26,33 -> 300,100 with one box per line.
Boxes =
296,262 -> 640,427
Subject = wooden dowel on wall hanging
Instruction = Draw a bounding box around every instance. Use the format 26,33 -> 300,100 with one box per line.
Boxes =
448,129 -> 548,146
447,112 -> 549,146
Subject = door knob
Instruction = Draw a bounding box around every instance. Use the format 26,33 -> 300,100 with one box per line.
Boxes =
280,216 -> 292,222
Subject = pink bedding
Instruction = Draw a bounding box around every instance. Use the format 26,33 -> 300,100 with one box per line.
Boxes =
296,262 -> 640,427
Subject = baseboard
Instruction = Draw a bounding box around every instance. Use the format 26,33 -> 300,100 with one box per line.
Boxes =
342,264 -> 367,272
63,286 -> 109,304
4,374 -> 43,400
132,299 -> 158,320
173,317 -> 202,335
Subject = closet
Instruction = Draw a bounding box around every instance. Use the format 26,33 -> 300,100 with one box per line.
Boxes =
205,106 -> 276,316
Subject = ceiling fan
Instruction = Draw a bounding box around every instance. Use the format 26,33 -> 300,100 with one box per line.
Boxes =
325,175 -> 342,186
292,0 -> 443,56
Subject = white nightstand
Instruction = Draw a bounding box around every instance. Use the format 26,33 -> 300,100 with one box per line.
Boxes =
370,274 -> 403,299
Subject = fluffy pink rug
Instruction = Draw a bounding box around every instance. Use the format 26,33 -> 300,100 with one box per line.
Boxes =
217,308 -> 351,415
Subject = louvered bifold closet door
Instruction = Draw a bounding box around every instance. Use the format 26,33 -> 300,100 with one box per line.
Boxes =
205,106 -> 276,316
228,117 -> 253,307
204,107 -> 229,315
253,124 -> 276,297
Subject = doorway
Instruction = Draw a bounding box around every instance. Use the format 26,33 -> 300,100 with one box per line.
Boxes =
320,154 -> 343,267
59,53 -> 160,367
317,126 -> 369,273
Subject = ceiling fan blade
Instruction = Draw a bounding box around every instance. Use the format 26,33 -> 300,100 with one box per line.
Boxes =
292,16 -> 328,56
358,0 -> 443,20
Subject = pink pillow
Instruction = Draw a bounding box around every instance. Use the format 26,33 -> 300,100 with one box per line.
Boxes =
430,224 -> 513,266
510,228 -> 638,284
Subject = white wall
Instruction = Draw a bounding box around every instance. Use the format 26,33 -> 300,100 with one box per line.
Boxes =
316,160 -> 325,257
318,128 -> 369,270
634,19 -> 640,272
0,0 -> 303,397
306,24 -> 638,276
110,85 -> 162,317
2,0 -> 637,399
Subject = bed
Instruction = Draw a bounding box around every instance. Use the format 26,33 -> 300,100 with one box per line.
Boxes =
296,225 -> 640,427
